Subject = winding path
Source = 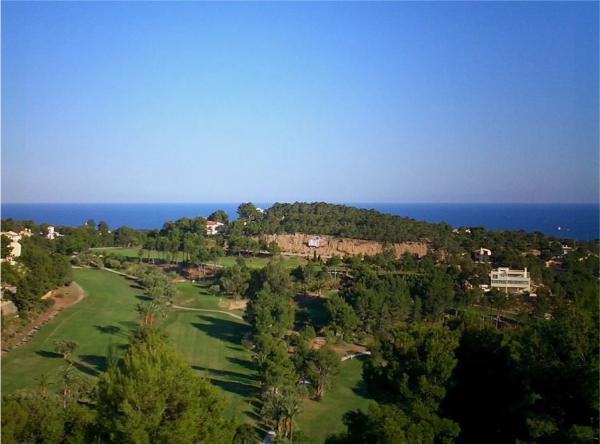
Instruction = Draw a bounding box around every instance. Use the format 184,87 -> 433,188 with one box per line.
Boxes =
92,267 -> 245,320
341,351 -> 372,361
170,304 -> 244,320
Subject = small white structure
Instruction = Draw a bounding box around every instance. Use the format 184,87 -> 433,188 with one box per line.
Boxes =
256,207 -> 265,214
475,247 -> 492,262
307,237 -> 321,248
206,220 -> 224,236
1,231 -> 22,264
561,245 -> 573,256
490,267 -> 531,293
47,226 -> 61,240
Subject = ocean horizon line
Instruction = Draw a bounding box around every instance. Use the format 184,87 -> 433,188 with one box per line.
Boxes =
2,201 -> 598,206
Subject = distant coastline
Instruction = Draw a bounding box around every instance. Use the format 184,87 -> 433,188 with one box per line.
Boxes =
1,202 -> 598,240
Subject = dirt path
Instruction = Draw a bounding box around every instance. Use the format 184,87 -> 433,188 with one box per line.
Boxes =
1,281 -> 86,355
170,304 -> 244,320
341,351 -> 371,361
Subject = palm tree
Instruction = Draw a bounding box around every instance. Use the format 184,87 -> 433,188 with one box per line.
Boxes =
136,300 -> 164,327
35,373 -> 52,395
281,389 -> 302,440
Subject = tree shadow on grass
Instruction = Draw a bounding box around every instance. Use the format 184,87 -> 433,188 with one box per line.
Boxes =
192,365 -> 258,384
227,357 -> 256,373
294,295 -> 330,330
191,315 -> 247,345
247,399 -> 270,436
191,365 -> 258,399
36,350 -> 62,359
118,320 -> 139,332
135,295 -> 152,302
73,360 -> 100,377
210,379 -> 257,398
79,354 -> 108,374
94,325 -> 122,335
349,356 -> 372,400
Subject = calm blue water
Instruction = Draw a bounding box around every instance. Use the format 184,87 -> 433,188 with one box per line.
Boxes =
1,203 -> 598,240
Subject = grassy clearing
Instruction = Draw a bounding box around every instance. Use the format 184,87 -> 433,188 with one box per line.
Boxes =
1,268 -> 141,394
296,356 -> 373,443
2,268 -> 370,441
173,281 -> 245,317
162,310 -> 257,421
91,247 -> 306,270
212,255 -> 307,270
295,294 -> 331,330
1,269 -> 257,424
92,247 -> 186,262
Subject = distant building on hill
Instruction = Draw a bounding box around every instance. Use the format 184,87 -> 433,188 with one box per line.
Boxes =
490,267 -> 531,293
46,226 -> 61,240
206,220 -> 224,236
475,247 -> 492,262
307,237 -> 321,248
561,245 -> 573,256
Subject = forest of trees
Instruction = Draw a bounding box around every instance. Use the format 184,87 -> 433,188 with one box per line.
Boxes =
1,203 -> 598,443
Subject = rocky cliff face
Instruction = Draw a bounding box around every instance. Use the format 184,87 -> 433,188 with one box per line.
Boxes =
262,233 -> 428,258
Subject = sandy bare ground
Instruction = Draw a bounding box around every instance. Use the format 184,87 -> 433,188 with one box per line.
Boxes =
2,281 -> 85,355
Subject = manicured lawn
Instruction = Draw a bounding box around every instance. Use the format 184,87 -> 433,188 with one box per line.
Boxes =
2,269 -> 257,424
2,268 -> 370,441
212,255 -> 306,270
174,281 -> 226,310
91,247 -> 306,270
173,281 -> 245,317
1,268 -> 141,394
92,247 -> 186,262
162,310 -> 257,421
296,356 -> 373,443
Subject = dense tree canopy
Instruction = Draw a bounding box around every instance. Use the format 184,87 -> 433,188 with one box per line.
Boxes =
97,328 -> 233,444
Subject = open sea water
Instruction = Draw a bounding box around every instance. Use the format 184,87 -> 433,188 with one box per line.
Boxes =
1,203 -> 598,240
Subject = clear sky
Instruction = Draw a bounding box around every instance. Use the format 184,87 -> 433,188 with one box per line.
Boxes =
2,1 -> 598,203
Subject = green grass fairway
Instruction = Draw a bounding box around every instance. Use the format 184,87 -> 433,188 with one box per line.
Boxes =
174,281 -> 230,310
211,255 -> 306,270
163,311 -> 257,421
296,356 -> 373,443
92,247 -> 186,262
92,247 -> 306,270
2,269 -> 257,424
2,268 -> 141,394
2,268 -> 370,440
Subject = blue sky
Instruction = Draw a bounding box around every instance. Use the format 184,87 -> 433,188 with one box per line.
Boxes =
2,1 -> 598,203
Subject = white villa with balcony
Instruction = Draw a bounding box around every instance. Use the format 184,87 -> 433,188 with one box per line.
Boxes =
490,267 -> 531,293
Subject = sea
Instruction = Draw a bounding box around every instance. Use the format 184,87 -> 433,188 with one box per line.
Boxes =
1,203 -> 598,241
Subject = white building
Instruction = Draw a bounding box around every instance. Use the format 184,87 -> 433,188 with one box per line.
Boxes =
561,245 -> 573,256
206,220 -> 224,236
475,247 -> 492,262
307,237 -> 321,248
47,226 -> 61,240
490,267 -> 531,293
